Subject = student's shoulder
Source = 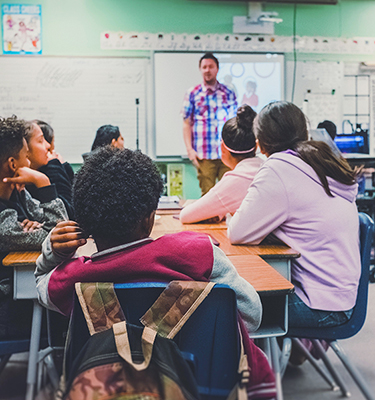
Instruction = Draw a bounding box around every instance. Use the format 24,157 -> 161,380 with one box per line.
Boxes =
156,230 -> 213,249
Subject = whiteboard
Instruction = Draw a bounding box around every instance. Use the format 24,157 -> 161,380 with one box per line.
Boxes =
0,56 -> 147,163
154,52 -> 284,158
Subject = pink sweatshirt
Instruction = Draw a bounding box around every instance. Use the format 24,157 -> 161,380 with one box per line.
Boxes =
180,157 -> 263,223
228,151 -> 361,312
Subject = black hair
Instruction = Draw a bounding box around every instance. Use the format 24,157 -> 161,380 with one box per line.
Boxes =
0,116 -> 27,165
33,120 -> 54,144
91,124 -> 121,151
317,120 -> 337,140
256,101 -> 355,197
222,105 -> 257,159
199,52 -> 219,68
73,146 -> 163,242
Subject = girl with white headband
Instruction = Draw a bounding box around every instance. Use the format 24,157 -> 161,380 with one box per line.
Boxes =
180,105 -> 263,224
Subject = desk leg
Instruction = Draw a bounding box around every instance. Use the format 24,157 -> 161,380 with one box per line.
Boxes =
25,300 -> 43,400
270,337 -> 284,400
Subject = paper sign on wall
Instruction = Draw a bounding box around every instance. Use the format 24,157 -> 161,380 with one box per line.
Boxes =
2,4 -> 42,54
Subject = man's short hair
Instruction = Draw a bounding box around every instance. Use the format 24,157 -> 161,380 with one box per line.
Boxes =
317,120 -> 337,141
73,146 -> 163,242
199,53 -> 219,68
0,116 -> 26,165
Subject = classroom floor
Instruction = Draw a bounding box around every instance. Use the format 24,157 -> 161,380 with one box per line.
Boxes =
0,285 -> 374,400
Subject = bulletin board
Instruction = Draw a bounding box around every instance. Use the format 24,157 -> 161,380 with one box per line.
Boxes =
0,56 -> 148,163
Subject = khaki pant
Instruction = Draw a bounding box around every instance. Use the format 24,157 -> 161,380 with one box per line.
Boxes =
197,159 -> 230,196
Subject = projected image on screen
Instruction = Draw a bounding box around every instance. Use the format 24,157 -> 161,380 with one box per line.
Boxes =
216,54 -> 283,113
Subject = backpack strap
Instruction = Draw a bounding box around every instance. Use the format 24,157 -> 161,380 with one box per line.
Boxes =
113,321 -> 157,371
75,282 -> 125,335
226,326 -> 250,400
140,280 -> 216,339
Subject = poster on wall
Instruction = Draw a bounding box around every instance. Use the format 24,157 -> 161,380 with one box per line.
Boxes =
2,4 -> 42,54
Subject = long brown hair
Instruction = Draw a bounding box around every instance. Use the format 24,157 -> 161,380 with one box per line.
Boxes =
255,101 -> 356,196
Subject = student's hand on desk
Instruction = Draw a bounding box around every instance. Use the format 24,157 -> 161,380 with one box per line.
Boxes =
51,221 -> 87,255
3,167 -> 51,188
21,219 -> 44,232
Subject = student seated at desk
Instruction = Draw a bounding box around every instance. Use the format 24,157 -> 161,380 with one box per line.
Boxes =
228,101 -> 360,330
35,119 -> 75,186
25,120 -> 75,219
0,116 -> 68,339
180,105 -> 263,224
36,147 -> 277,398
82,124 -> 125,162
35,146 -> 261,333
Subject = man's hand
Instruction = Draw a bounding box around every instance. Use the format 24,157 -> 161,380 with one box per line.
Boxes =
187,148 -> 200,168
3,167 -> 50,188
21,219 -> 44,232
51,221 -> 87,256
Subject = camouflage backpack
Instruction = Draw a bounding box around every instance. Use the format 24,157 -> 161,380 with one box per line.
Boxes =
59,281 -> 249,400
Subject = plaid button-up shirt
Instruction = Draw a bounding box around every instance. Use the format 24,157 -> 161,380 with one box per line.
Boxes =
181,82 -> 237,159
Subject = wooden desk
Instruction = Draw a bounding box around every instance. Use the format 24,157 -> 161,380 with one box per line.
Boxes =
152,215 -> 300,279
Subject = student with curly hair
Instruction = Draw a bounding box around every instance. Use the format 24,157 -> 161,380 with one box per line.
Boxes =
35,146 -> 261,332
0,116 -> 68,339
180,105 -> 262,224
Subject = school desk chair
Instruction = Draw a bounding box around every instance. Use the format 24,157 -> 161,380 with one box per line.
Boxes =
284,212 -> 374,400
66,282 -> 241,400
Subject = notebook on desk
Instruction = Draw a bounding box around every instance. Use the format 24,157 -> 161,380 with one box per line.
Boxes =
157,195 -> 182,210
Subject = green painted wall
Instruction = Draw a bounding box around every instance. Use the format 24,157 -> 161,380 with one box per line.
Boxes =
2,0 -> 375,55
2,0 -> 375,198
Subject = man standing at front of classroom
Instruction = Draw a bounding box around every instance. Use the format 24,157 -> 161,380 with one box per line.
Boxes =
181,53 -> 238,196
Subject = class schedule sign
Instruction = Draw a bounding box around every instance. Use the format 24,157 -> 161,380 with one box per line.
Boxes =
2,4 -> 42,54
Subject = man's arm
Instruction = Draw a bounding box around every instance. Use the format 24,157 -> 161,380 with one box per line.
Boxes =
183,118 -> 200,168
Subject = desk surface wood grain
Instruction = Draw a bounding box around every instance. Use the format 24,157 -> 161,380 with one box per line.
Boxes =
228,255 -> 294,294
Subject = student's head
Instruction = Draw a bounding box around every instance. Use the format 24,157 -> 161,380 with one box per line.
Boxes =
255,101 -> 355,196
221,105 -> 257,169
91,124 -> 124,151
317,120 -> 337,140
255,101 -> 308,157
199,53 -> 219,86
73,146 -> 163,249
34,120 -> 55,151
0,116 -> 30,176
24,121 -> 50,170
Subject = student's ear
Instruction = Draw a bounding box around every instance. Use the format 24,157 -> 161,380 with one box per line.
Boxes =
7,157 -> 18,174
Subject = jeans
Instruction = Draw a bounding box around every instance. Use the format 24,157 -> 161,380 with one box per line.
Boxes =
288,292 -> 353,329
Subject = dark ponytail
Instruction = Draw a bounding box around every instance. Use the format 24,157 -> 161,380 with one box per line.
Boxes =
256,101 -> 356,196
222,105 -> 257,158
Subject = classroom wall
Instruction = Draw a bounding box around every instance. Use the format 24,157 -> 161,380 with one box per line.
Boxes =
2,0 -> 375,198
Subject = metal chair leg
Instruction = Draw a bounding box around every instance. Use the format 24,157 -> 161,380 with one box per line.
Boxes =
330,341 -> 375,400
292,339 -> 339,391
311,339 -> 351,397
270,337 -> 284,400
0,354 -> 11,375
279,338 -> 291,378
